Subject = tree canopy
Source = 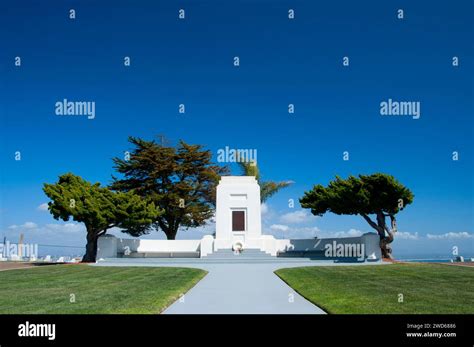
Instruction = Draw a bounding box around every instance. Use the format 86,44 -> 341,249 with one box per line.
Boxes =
43,173 -> 161,262
300,173 -> 414,258
111,137 -> 228,240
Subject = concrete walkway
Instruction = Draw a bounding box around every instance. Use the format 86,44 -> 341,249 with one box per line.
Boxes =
164,263 -> 324,314
94,258 -> 385,314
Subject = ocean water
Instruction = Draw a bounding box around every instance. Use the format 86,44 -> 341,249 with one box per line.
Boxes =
399,256 -> 474,263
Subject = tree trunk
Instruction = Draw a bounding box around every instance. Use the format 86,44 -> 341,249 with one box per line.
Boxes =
82,232 -> 99,262
157,218 -> 179,240
381,214 -> 397,260
376,212 -> 397,259
164,227 -> 178,240
361,212 -> 397,260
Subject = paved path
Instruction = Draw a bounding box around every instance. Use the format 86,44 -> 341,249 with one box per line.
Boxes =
164,263 -> 324,314
94,259 -> 385,314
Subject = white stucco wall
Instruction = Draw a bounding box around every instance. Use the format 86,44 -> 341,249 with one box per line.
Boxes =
361,233 -> 382,260
97,234 -> 118,258
270,233 -> 382,260
200,235 -> 214,257
97,233 -> 382,261
97,235 -> 203,259
119,239 -> 200,253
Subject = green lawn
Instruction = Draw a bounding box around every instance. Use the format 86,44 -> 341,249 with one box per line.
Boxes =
0,265 -> 206,314
275,263 -> 474,314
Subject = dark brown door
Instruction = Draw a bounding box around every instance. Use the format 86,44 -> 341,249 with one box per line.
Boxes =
232,211 -> 245,231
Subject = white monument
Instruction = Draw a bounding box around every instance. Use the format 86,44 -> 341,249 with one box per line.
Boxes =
214,176 -> 266,251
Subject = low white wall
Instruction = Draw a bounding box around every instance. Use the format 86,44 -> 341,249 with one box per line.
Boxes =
139,240 -> 199,253
97,234 -> 118,258
362,233 -> 381,260
276,237 -> 365,252
97,235 -> 202,259
200,235 -> 214,257
118,239 -> 200,254
271,233 -> 382,260
97,232 -> 382,261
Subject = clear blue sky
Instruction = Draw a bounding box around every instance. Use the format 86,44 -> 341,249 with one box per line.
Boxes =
1,0 -> 473,258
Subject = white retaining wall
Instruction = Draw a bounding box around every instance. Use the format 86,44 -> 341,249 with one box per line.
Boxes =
274,233 -> 381,259
97,236 -> 202,258
97,232 -> 382,260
